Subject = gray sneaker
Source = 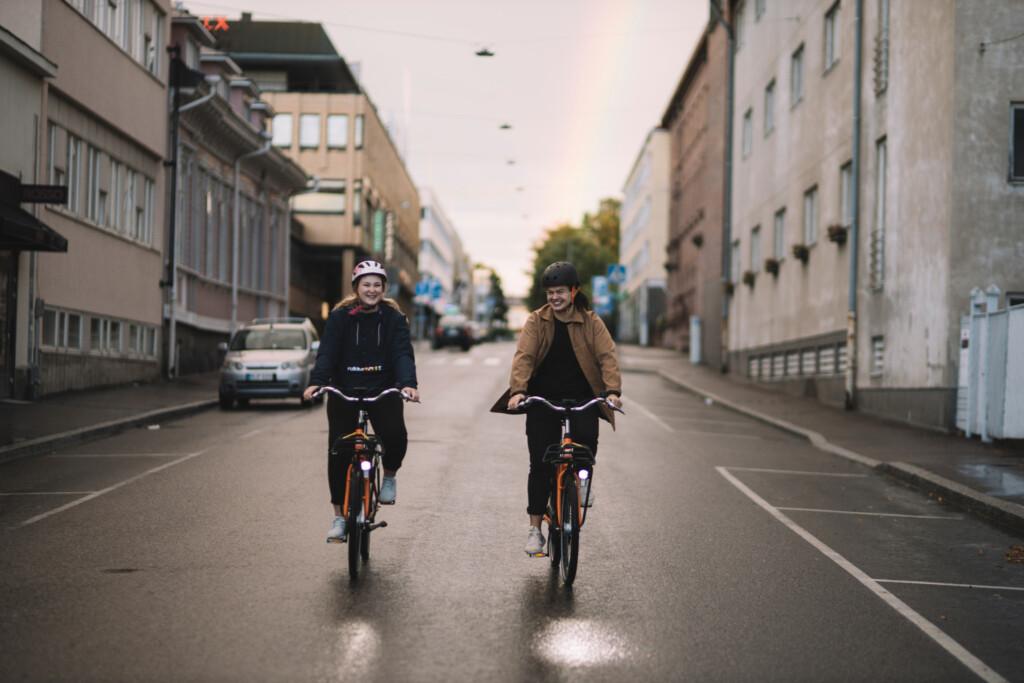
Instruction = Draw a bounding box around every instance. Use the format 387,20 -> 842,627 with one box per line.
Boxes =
379,476 -> 397,504
326,516 -> 346,543
525,527 -> 546,556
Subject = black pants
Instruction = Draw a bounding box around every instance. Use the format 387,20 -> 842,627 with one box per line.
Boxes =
327,393 -> 407,505
525,406 -> 599,515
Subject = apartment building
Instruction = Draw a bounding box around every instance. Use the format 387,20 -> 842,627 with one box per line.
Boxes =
415,188 -> 468,338
3,0 -> 173,397
618,128 -> 669,347
217,16 -> 420,323
728,0 -> 1023,429
661,23 -> 729,367
167,15 -> 307,375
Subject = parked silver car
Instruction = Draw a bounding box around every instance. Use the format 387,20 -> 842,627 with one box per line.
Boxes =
218,318 -> 320,409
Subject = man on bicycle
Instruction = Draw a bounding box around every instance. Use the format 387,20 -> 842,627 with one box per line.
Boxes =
491,261 -> 622,556
304,260 -> 419,542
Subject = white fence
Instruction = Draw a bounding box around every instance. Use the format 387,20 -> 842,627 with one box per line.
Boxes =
956,286 -> 1024,441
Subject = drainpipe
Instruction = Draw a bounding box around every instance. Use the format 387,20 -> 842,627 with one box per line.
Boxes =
232,134 -> 272,334
846,0 -> 864,409
711,0 -> 735,373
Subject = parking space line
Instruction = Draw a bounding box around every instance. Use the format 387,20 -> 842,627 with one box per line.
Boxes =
716,466 -> 1007,683
777,507 -> 963,520
628,398 -> 673,433
0,491 -> 97,496
875,580 -> 1024,592
726,466 -> 868,477
18,449 -> 208,528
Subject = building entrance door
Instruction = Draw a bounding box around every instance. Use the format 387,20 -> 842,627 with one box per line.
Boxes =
0,250 -> 16,399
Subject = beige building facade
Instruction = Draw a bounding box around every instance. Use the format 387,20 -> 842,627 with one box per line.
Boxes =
727,0 -> 1024,430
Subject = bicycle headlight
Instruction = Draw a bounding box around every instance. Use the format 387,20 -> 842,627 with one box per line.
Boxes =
579,469 -> 590,480
360,460 -> 372,472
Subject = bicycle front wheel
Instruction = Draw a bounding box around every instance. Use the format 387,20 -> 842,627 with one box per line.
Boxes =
347,470 -> 363,579
547,498 -> 560,567
559,479 -> 580,585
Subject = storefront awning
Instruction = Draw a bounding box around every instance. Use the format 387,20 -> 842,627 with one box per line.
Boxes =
0,203 -> 68,252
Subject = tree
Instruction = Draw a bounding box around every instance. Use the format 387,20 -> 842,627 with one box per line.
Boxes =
489,269 -> 508,325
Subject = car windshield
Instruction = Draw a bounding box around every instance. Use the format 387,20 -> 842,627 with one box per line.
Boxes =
440,315 -> 467,327
230,329 -> 307,351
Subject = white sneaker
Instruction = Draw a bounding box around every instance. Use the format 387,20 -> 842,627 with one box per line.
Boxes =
326,516 -> 346,543
525,527 -> 546,556
380,476 -> 397,504
579,477 -> 594,507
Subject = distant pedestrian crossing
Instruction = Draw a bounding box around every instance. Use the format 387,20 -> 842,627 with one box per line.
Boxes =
425,355 -> 505,367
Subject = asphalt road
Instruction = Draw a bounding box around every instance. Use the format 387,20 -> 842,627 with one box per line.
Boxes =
2,341 -> 1023,682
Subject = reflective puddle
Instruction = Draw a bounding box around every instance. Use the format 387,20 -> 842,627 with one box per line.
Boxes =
534,619 -> 632,667
957,463 -> 1024,499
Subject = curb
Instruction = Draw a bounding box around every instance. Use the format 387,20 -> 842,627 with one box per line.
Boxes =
655,369 -> 1024,535
0,399 -> 219,465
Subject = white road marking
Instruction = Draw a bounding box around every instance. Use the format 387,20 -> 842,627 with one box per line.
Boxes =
671,430 -> 766,440
0,491 -> 97,496
777,507 -> 963,520
47,452 -> 186,458
240,428 -> 264,440
453,357 -> 472,366
875,580 -> 1024,592
18,450 -> 209,527
669,417 -> 754,427
716,466 -> 1008,683
726,466 -> 868,477
427,357 -> 449,366
628,398 -> 673,433
484,357 -> 501,366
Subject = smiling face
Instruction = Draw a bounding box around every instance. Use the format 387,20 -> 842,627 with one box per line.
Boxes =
356,275 -> 385,308
545,285 -> 573,313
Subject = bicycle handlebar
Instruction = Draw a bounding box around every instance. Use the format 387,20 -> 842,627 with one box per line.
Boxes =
517,395 -> 624,414
312,386 -> 418,403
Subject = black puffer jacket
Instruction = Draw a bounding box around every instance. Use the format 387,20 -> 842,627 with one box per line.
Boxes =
309,304 -> 417,393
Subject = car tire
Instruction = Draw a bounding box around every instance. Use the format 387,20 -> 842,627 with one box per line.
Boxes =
218,394 -> 234,410
237,398 -> 250,408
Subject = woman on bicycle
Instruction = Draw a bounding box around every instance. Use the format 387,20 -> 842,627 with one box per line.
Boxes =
304,260 -> 419,542
490,261 -> 622,556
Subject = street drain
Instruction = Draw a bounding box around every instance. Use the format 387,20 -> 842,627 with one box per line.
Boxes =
102,568 -> 141,574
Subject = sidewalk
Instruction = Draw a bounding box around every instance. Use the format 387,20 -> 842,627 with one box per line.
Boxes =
0,372 -> 220,463
620,345 -> 1024,534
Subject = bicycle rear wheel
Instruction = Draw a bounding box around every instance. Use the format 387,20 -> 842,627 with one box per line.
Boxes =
559,478 -> 579,584
347,470 -> 363,579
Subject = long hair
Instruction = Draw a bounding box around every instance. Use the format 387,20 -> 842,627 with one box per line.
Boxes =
334,294 -> 402,311
572,288 -> 592,311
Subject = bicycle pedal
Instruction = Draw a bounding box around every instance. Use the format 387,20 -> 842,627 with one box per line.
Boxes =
326,537 -> 346,544
527,551 -> 548,558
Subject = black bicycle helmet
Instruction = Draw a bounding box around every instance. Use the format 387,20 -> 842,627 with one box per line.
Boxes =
541,261 -> 580,288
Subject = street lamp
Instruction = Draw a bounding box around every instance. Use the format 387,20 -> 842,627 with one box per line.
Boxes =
475,47 -> 495,57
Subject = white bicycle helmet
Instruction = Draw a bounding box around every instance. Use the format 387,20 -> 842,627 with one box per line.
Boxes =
352,260 -> 388,284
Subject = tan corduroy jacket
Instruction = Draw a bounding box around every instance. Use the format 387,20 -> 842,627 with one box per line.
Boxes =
490,304 -> 621,427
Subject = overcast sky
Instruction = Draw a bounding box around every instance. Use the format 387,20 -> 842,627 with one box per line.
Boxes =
183,0 -> 709,296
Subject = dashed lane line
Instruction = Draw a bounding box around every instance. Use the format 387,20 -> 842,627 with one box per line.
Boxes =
716,466 -> 1008,683
18,449 -> 209,528
726,466 -> 867,477
875,580 -> 1024,592
777,507 -> 963,520
628,398 -> 674,433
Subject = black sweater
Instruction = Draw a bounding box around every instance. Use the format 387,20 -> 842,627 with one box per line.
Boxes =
309,304 -> 417,393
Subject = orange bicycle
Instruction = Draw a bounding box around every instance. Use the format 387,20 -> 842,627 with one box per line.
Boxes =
520,395 -> 624,585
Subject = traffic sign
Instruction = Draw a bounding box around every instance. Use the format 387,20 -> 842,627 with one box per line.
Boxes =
607,263 -> 627,285
591,275 -> 613,316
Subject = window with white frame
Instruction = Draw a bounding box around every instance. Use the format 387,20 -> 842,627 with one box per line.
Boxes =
730,239 -> 741,283
355,114 -> 365,149
803,186 -> 818,245
824,2 -> 841,71
1011,103 -> 1024,182
870,138 -> 887,289
742,108 -> 753,157
750,226 -> 762,272
327,114 -> 349,149
86,145 -> 100,223
292,179 -> 346,214
66,134 -> 82,214
764,80 -> 775,135
870,335 -> 885,376
109,160 -> 122,230
840,161 -> 853,227
272,113 -> 292,147
773,208 -> 785,257
299,114 -> 320,149
790,44 -> 804,106
755,0 -> 766,21
42,308 -> 82,350
735,0 -> 746,50
874,0 -> 889,95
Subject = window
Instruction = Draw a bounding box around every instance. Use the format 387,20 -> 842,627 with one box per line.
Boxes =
870,138 -> 887,289
86,146 -> 101,222
145,327 -> 156,356
764,80 -> 775,135
790,44 -> 804,106
142,177 -> 154,244
755,0 -> 766,20
129,324 -> 140,353
41,309 -> 81,350
292,179 -> 346,214
730,239 -> 741,284
272,113 -> 292,147
1011,104 -> 1024,182
870,336 -> 885,377
90,318 -> 103,350
742,108 -> 753,157
735,1 -> 746,50
824,2 -> 841,71
66,135 -> 82,214
109,160 -> 122,230
109,320 -> 122,352
874,0 -> 889,94
773,208 -> 786,257
750,226 -> 762,272
355,114 -> 365,149
353,180 -> 363,226
840,161 -> 853,227
124,169 -> 136,236
803,186 -> 818,245
327,114 -> 349,149
299,114 -> 320,149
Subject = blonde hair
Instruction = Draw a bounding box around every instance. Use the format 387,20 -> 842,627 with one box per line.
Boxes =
333,294 -> 402,311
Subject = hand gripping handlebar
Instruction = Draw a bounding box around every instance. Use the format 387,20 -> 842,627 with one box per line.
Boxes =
517,395 -> 624,414
312,386 -> 418,403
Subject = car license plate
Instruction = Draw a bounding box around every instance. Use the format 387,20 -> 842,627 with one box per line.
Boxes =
246,372 -> 275,381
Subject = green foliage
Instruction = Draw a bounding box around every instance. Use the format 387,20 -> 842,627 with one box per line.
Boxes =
527,198 -> 621,310
489,269 -> 508,324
